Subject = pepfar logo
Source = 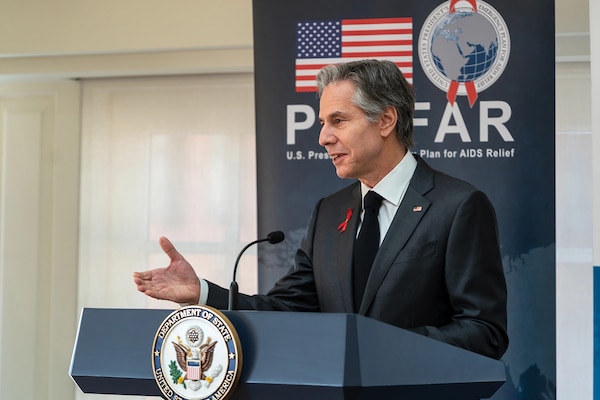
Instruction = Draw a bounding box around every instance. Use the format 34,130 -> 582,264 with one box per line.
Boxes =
418,0 -> 510,107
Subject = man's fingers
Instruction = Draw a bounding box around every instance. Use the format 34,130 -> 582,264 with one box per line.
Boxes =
133,271 -> 152,287
133,271 -> 148,281
159,236 -> 183,262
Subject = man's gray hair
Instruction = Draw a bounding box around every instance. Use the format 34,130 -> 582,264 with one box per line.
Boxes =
316,59 -> 415,149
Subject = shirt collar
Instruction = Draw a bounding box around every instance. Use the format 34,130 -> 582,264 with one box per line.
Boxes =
360,151 -> 417,207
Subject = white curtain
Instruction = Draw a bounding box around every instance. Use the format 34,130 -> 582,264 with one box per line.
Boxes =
78,74 -> 257,316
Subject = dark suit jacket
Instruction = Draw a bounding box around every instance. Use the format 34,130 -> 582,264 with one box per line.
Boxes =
207,157 -> 509,360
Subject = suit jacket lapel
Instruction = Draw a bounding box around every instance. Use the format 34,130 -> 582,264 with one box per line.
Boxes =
358,159 -> 434,314
335,184 -> 362,312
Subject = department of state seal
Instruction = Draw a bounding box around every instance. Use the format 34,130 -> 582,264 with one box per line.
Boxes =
152,306 -> 242,400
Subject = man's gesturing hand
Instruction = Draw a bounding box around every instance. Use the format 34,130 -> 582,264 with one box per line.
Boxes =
133,236 -> 201,305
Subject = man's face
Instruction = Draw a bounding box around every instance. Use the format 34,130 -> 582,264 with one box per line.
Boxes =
318,80 -> 387,187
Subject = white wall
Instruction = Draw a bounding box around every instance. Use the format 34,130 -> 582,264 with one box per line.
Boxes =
0,0 -> 253,80
0,81 -> 81,399
0,0 -> 253,55
591,0 -> 600,270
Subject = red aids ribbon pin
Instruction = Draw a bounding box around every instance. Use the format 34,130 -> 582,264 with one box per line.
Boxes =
337,208 -> 353,233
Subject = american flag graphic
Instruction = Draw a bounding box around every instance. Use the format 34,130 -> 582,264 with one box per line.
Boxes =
187,359 -> 201,380
295,17 -> 413,92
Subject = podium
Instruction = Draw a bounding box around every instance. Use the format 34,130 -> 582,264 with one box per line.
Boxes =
69,308 -> 506,399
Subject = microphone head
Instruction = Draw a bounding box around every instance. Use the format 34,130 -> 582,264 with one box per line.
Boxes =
266,230 -> 285,244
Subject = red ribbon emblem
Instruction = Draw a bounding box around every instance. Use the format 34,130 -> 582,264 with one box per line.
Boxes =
447,0 -> 479,108
337,208 -> 353,233
449,0 -> 477,13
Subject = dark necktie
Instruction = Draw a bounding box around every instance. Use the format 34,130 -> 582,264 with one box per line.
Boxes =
353,190 -> 384,311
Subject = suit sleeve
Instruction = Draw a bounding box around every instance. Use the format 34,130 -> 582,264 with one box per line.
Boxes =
205,201 -> 323,312
411,190 -> 509,359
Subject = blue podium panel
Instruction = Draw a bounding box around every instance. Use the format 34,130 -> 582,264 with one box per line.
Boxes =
70,308 -> 506,399
69,308 -> 168,396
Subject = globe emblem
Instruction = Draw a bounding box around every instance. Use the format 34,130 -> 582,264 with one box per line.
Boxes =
430,11 -> 499,83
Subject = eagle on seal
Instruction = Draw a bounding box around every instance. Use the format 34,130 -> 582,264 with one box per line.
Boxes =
172,336 -> 218,380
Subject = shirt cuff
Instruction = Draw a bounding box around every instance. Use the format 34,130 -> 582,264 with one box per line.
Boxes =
179,278 -> 209,307
198,278 -> 209,305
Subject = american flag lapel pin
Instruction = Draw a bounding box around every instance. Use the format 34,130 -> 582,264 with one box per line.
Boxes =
413,206 -> 423,212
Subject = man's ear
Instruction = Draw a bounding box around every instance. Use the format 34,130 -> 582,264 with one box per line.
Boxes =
379,106 -> 398,138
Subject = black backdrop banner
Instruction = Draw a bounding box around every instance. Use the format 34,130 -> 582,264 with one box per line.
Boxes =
252,1 -> 555,398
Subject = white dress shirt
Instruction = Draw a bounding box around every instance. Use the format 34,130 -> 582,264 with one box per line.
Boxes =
358,151 -> 418,245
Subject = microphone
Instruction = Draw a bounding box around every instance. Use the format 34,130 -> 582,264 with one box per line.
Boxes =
228,231 -> 285,310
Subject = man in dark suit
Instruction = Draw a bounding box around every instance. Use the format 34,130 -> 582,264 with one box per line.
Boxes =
134,59 -> 508,360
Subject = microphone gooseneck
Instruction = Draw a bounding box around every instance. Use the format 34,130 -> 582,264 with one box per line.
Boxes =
228,231 -> 285,311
